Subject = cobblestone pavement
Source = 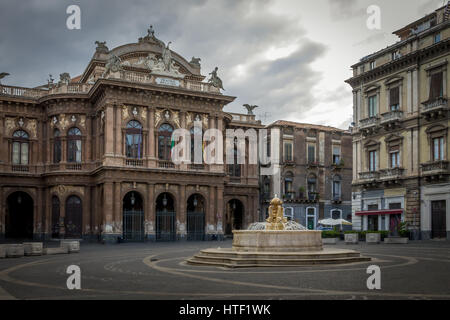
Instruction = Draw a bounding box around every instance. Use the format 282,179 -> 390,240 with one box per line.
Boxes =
0,240 -> 449,300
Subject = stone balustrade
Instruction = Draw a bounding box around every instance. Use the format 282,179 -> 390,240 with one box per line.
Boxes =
0,71 -> 220,100
358,171 -> 380,180
421,97 -> 448,112
380,110 -> 403,124
379,167 -> 405,179
421,160 -> 449,174
359,116 -> 380,129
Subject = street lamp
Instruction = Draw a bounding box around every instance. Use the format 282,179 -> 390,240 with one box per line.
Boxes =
130,192 -> 135,206
193,196 -> 198,208
162,194 -> 168,207
17,195 -> 22,204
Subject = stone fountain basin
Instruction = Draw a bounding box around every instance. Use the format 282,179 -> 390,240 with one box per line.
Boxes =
232,230 -> 323,252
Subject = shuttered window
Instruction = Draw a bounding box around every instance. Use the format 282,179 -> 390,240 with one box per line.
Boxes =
429,72 -> 443,100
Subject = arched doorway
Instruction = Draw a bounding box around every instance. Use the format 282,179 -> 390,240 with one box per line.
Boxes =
123,192 -> 144,242
187,194 -> 205,241
51,196 -> 60,239
6,192 -> 34,239
156,193 -> 176,241
65,195 -> 82,239
225,199 -> 244,236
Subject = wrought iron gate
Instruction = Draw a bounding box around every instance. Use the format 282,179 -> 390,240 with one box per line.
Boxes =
123,210 -> 144,242
187,212 -> 205,241
156,211 -> 175,241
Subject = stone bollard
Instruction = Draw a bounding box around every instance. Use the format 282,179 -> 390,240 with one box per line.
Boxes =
23,242 -> 43,256
366,233 -> 381,244
0,245 -> 6,258
6,244 -> 24,258
60,240 -> 80,253
344,233 -> 359,244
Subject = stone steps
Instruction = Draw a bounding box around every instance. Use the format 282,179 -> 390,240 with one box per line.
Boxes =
186,249 -> 371,268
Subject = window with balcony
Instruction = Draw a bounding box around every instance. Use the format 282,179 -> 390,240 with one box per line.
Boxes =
307,174 -> 317,195
228,137 -> 241,177
158,123 -> 174,161
126,120 -> 143,159
429,72 -> 443,100
369,150 -> 378,172
67,127 -> 82,163
53,129 -> 61,164
389,87 -> 400,111
12,130 -> 29,165
284,142 -> 293,162
433,137 -> 445,161
307,144 -> 316,163
284,178 -> 293,199
368,95 -> 377,117
190,126 -> 203,163
332,146 -> 341,165
370,61 -> 376,70
332,175 -> 341,200
390,150 -> 400,168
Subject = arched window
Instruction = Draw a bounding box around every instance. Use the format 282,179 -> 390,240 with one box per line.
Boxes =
53,129 -> 61,163
12,130 -> 29,165
228,137 -> 241,177
190,126 -> 203,163
158,124 -> 174,160
67,127 -> 82,163
284,171 -> 294,199
126,120 -> 143,159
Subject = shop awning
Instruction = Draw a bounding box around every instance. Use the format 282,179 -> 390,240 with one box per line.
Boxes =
355,209 -> 403,216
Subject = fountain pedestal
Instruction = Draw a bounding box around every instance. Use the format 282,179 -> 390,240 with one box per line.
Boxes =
232,230 -> 322,252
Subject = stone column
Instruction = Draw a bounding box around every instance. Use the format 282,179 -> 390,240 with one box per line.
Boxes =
146,183 -> 155,240
177,184 -> 186,240
86,116 -> 92,161
149,109 -> 155,165
114,182 -> 121,234
115,104 -> 122,156
84,186 -> 91,239
104,106 -> 115,157
0,187 -> 4,239
102,182 -> 115,242
35,187 -> 43,240
216,185 -> 224,234
207,186 -> 215,239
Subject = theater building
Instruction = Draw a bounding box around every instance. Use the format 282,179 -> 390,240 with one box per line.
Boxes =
346,4 -> 450,239
0,29 -> 261,242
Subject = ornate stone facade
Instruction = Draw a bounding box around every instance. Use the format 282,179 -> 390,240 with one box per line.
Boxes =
0,31 -> 261,242
346,5 -> 450,239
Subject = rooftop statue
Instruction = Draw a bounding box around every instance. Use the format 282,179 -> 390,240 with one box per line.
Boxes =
189,57 -> 201,67
162,41 -> 172,72
0,72 -> 10,84
59,73 -> 71,85
95,41 -> 109,53
243,104 -> 258,115
147,25 -> 155,38
102,54 -> 122,78
208,67 -> 224,90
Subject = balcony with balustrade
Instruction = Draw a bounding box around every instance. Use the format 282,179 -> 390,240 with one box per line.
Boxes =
359,117 -> 380,136
421,160 -> 449,179
380,110 -> 403,129
421,97 -> 448,120
0,70 -> 222,101
379,167 -> 405,184
357,171 -> 380,187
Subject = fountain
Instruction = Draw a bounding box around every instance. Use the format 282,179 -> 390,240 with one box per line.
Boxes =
187,197 -> 371,268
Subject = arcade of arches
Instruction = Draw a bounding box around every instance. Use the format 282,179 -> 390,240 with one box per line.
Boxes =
0,184 -> 258,242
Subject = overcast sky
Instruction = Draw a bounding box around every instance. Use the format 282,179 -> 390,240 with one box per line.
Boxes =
0,0 -> 444,128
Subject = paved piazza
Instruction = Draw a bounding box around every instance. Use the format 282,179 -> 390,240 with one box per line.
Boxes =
0,241 -> 449,300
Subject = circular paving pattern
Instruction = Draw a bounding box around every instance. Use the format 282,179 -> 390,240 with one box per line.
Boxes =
0,241 -> 449,300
